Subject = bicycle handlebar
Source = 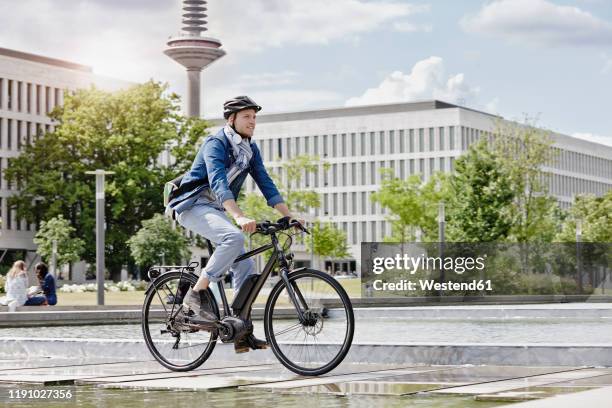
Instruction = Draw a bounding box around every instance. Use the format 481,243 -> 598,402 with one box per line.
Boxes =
255,216 -> 310,236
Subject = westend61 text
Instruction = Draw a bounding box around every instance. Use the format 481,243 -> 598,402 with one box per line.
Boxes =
372,279 -> 493,291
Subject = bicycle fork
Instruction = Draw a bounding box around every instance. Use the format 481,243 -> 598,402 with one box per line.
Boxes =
280,268 -> 310,324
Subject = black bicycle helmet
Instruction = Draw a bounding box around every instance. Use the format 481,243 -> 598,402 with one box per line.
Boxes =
223,95 -> 262,119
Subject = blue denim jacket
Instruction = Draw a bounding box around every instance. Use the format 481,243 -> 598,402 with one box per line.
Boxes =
168,127 -> 284,215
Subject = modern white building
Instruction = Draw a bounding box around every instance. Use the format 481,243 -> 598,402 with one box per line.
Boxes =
0,47 -> 129,273
209,100 -> 612,274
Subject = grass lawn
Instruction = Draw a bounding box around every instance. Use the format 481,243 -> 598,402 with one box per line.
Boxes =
57,278 -> 362,306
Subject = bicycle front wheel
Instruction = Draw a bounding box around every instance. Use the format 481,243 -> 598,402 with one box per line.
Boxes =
142,271 -> 218,371
264,268 -> 354,376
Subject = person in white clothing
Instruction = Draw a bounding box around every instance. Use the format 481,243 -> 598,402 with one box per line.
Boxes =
0,260 -> 29,312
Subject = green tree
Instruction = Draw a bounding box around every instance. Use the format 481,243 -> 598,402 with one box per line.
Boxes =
371,169 -> 450,244
446,139 -> 515,242
6,81 -> 207,280
305,222 -> 350,274
556,191 -> 612,243
33,215 -> 85,271
493,118 -> 561,242
127,213 -> 191,271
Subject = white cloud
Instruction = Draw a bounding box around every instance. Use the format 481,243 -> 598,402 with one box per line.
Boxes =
209,0 -> 429,52
485,97 -> 501,114
602,53 -> 612,73
572,132 -> 612,147
461,0 -> 612,46
393,21 -> 433,33
345,56 -> 480,107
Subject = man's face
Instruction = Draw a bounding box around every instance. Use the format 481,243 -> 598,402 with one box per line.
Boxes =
231,109 -> 257,138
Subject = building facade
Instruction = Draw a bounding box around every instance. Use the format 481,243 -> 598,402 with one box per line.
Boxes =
0,47 -> 129,273
209,100 -> 612,274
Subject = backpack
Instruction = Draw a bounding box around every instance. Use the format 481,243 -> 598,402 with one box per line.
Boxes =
163,173 -> 204,220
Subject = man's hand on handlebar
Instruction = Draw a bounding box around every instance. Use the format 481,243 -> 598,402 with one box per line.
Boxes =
235,216 -> 257,233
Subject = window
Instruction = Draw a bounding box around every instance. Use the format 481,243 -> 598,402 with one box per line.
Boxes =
370,161 -> 376,184
278,138 -> 283,158
370,193 -> 376,215
352,222 -> 357,244
429,128 -> 434,151
332,164 -> 338,186
332,193 -> 338,215
332,134 -> 337,157
361,162 -> 366,185
409,129 -> 415,152
295,137 -> 300,156
45,86 -> 50,114
440,157 -> 446,171
439,127 -> 445,150
449,126 -> 455,150
390,130 -> 395,153
369,132 -> 375,154
323,193 -> 329,215
341,133 -> 346,157
371,221 -> 377,241
399,130 -> 405,153
304,136 -> 309,155
36,85 -> 41,114
0,78 -> 3,108
7,119 -> 12,150
323,134 -> 328,157
351,133 -> 356,156
360,132 -> 366,155
324,165 -> 329,186
351,192 -> 357,215
380,131 -> 385,154
341,163 -> 347,185
419,128 -> 424,152
351,163 -> 356,185
17,81 -> 22,112
410,159 -> 415,174
342,192 -> 347,215
17,120 -> 21,150
362,222 -> 367,242
7,80 -> 13,110
361,192 -> 367,215
286,138 -> 291,159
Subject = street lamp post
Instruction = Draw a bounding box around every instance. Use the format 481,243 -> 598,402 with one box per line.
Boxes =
576,218 -> 582,294
50,239 -> 57,278
438,201 -> 445,296
86,169 -> 114,306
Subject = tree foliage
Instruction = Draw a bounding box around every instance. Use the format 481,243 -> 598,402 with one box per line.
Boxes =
6,81 -> 208,280
33,215 -> 85,270
127,214 -> 191,269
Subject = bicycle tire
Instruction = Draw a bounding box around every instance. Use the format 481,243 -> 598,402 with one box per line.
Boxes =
264,268 -> 354,376
142,271 -> 219,371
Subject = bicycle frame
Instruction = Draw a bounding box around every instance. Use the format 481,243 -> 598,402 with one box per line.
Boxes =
203,231 -> 310,324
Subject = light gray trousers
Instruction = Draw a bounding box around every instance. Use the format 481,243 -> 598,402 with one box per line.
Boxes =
177,202 -> 256,297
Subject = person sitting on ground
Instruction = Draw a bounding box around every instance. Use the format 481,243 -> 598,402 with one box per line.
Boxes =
0,260 -> 29,312
24,263 -> 57,306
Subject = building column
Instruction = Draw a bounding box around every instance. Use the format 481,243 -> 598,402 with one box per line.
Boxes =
0,79 -> 6,111
28,83 -> 35,114
19,82 -> 27,112
0,118 -> 6,150
38,85 -> 46,116
10,119 -> 17,151
48,87 -> 56,113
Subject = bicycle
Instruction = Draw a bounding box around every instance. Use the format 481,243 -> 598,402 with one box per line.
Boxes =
141,216 -> 355,376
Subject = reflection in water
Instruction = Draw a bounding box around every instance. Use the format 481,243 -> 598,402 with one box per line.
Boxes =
0,384 -> 506,408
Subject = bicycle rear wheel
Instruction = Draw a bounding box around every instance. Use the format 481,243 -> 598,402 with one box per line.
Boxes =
264,268 -> 354,376
142,271 -> 218,371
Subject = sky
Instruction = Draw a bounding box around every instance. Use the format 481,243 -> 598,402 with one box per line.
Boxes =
0,0 -> 610,146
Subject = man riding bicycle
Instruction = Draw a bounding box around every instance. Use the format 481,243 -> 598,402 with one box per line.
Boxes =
166,96 -> 300,353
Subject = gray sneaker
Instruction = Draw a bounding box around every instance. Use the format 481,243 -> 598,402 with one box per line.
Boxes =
182,288 -> 217,323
